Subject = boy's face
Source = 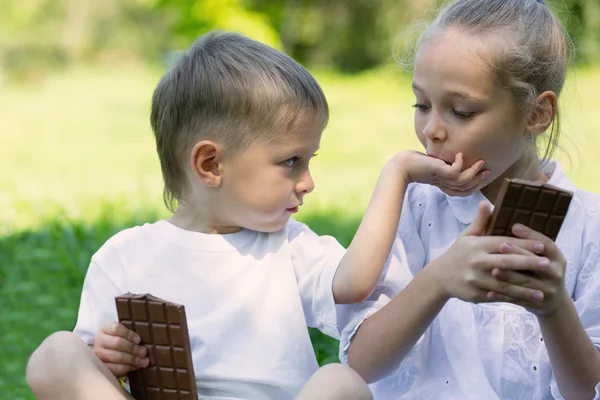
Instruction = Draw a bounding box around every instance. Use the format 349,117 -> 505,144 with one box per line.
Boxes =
217,121 -> 323,233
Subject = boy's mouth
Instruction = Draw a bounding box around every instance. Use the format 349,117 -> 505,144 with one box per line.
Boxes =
286,206 -> 300,213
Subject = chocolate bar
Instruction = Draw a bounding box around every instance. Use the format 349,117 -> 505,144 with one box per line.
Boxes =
485,178 -> 573,241
115,293 -> 198,400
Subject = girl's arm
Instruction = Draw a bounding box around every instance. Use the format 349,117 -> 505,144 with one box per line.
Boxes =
495,224 -> 600,399
538,297 -> 600,400
347,264 -> 447,382
347,204 -> 548,382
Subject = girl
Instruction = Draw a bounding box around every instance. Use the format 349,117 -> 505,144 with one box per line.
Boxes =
342,0 -> 600,399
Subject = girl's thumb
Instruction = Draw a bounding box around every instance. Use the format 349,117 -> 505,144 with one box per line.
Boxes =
461,201 -> 493,237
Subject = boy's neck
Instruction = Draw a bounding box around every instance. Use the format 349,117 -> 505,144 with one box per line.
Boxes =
169,201 -> 243,235
481,154 -> 547,203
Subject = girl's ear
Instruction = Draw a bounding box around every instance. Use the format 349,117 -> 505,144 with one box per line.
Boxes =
526,90 -> 558,137
190,140 -> 224,187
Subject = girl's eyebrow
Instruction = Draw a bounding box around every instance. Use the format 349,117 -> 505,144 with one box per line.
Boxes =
449,90 -> 485,102
413,81 -> 485,102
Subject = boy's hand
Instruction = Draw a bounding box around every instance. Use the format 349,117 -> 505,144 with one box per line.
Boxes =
392,151 -> 489,197
488,223 -> 568,316
93,322 -> 149,378
428,202 -> 549,304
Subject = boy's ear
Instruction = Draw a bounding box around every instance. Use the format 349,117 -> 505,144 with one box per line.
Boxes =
526,90 -> 558,136
190,140 -> 224,187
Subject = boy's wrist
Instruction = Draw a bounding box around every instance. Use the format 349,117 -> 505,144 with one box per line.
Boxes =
386,151 -> 413,185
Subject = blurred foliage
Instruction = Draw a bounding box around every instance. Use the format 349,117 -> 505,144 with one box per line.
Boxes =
0,0 -> 599,81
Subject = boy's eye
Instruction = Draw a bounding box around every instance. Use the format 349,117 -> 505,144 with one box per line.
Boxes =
282,157 -> 300,167
452,110 -> 476,119
412,103 -> 431,112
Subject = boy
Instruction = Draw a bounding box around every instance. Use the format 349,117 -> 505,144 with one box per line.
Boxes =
26,31 -> 484,399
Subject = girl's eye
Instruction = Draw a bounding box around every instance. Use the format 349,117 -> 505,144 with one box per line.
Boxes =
412,103 -> 431,112
453,110 -> 476,119
282,157 -> 300,167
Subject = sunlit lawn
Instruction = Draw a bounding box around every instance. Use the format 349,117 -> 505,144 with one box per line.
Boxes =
1,63 -> 599,398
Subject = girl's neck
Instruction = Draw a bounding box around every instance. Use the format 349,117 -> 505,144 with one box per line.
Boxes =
481,154 -> 547,202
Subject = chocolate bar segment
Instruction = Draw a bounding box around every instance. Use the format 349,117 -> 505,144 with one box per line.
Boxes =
115,293 -> 198,400
485,178 -> 573,241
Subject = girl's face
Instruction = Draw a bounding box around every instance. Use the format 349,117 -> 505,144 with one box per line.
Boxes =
412,29 -> 537,200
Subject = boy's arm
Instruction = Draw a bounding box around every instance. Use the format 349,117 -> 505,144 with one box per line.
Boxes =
332,151 -> 486,304
332,158 -> 409,304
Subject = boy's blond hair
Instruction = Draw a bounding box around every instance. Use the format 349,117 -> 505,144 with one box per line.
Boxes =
150,31 -> 329,211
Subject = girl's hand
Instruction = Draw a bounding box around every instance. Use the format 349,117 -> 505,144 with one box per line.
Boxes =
488,223 -> 568,316
392,151 -> 489,197
428,203 -> 549,304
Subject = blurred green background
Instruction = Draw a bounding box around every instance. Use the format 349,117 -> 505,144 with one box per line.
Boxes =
1,0 -> 599,398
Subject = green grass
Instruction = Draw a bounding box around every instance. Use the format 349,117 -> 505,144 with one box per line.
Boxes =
1,63 -> 599,398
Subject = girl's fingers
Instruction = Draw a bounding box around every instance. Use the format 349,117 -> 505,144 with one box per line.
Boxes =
486,291 -> 542,308
486,253 -> 550,272
497,240 -> 545,256
511,224 -> 563,260
480,237 -> 546,255
491,268 -> 547,292
474,274 -> 544,302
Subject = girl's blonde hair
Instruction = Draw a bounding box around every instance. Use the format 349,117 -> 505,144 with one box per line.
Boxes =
416,0 -> 572,161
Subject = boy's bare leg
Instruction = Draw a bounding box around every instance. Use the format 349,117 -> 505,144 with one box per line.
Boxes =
26,331 -> 134,400
295,363 -> 372,400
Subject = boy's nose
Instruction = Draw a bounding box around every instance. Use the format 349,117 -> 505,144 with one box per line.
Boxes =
296,170 -> 315,194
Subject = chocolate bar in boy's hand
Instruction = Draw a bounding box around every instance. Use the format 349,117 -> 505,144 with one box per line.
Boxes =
115,293 -> 198,400
485,178 -> 573,241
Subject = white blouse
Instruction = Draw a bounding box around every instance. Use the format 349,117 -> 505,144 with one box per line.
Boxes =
340,162 -> 600,400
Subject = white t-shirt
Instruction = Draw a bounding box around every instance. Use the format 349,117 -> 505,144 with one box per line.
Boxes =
340,161 -> 600,400
74,219 -> 346,400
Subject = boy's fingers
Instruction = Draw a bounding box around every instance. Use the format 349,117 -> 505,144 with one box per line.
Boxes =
105,362 -> 139,378
101,322 -> 141,344
97,333 -> 144,356
95,347 -> 145,366
455,160 -> 485,184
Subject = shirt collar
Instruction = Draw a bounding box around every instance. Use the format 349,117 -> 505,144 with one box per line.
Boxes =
445,161 -> 575,225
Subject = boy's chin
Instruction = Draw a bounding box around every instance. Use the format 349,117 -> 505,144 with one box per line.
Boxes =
245,217 -> 290,233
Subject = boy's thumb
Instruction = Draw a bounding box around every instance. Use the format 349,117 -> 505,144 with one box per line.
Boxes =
461,201 -> 492,237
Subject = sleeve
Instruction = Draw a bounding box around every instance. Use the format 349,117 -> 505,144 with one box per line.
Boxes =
287,221 -> 346,339
338,187 -> 428,364
551,206 -> 600,399
72,248 -> 128,345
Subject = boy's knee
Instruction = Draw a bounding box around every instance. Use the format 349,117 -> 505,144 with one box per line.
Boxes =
26,331 -> 84,387
315,364 -> 372,400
